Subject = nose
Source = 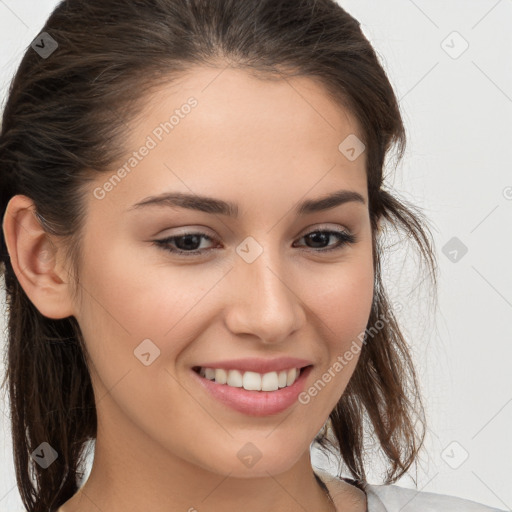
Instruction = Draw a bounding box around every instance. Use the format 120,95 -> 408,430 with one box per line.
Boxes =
223,242 -> 306,344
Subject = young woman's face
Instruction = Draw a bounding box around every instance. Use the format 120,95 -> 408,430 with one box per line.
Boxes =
73,66 -> 374,478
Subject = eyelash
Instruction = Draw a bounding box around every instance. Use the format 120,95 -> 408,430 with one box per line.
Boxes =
152,228 -> 357,257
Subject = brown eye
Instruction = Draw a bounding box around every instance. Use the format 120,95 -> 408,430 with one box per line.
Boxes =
153,232 -> 216,255
293,229 -> 357,252
153,228 -> 357,258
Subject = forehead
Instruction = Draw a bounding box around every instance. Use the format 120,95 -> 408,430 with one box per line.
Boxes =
87,66 -> 367,218
145,65 -> 361,143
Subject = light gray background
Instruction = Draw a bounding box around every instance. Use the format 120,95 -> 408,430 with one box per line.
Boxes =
0,1 -> 511,511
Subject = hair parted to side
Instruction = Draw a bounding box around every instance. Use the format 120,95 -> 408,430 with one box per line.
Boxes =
0,0 -> 437,510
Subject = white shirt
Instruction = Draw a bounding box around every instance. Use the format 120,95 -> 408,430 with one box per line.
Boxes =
315,469 -> 506,511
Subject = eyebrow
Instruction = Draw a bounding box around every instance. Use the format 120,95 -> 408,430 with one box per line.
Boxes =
127,189 -> 366,217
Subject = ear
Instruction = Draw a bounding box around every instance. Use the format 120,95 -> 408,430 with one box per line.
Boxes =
2,194 -> 75,319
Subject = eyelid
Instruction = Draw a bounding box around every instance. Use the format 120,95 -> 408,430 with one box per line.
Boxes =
158,225 -> 217,238
298,222 -> 351,235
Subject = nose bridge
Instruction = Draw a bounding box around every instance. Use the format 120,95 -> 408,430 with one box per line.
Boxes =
225,236 -> 304,342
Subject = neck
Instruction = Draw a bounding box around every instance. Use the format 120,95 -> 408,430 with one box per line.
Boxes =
58,426 -> 336,512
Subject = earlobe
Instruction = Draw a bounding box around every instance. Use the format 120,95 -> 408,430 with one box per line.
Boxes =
2,194 -> 75,320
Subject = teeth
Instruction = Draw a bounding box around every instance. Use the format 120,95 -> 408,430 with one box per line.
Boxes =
227,369 -> 243,387
286,368 -> 297,386
204,368 -> 216,380
261,371 -> 279,391
215,368 -> 227,384
278,370 -> 288,388
243,371 -> 263,391
198,367 -> 302,391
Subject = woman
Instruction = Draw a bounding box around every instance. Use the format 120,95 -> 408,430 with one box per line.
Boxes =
0,1 -> 505,511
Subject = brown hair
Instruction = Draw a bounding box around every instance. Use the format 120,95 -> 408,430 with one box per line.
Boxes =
0,0 -> 437,510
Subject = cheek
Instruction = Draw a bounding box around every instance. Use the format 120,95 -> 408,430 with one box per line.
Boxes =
74,241 -> 228,387
298,259 -> 373,413
310,252 -> 374,346
332,272 -> 373,341
78,238 -> 212,336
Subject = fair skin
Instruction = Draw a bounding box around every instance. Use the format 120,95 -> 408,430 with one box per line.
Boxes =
3,66 -> 372,511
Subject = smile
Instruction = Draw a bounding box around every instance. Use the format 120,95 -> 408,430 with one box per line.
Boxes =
194,366 -> 303,391
191,365 -> 313,417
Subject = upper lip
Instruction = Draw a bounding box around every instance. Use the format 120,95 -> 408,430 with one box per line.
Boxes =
193,357 -> 313,374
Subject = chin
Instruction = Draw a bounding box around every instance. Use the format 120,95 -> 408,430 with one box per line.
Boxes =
201,438 -> 309,478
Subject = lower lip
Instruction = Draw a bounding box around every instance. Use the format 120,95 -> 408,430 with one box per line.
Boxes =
191,366 -> 313,417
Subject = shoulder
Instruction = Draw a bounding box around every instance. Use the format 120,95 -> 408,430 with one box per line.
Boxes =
364,482 -> 506,512
314,469 -> 505,512
315,469 -> 367,511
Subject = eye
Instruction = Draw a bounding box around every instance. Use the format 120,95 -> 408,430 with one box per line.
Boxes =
293,229 -> 357,252
153,231 -> 217,256
152,228 -> 357,257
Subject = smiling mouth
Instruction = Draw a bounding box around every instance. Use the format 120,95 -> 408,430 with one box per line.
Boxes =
192,365 -> 312,392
